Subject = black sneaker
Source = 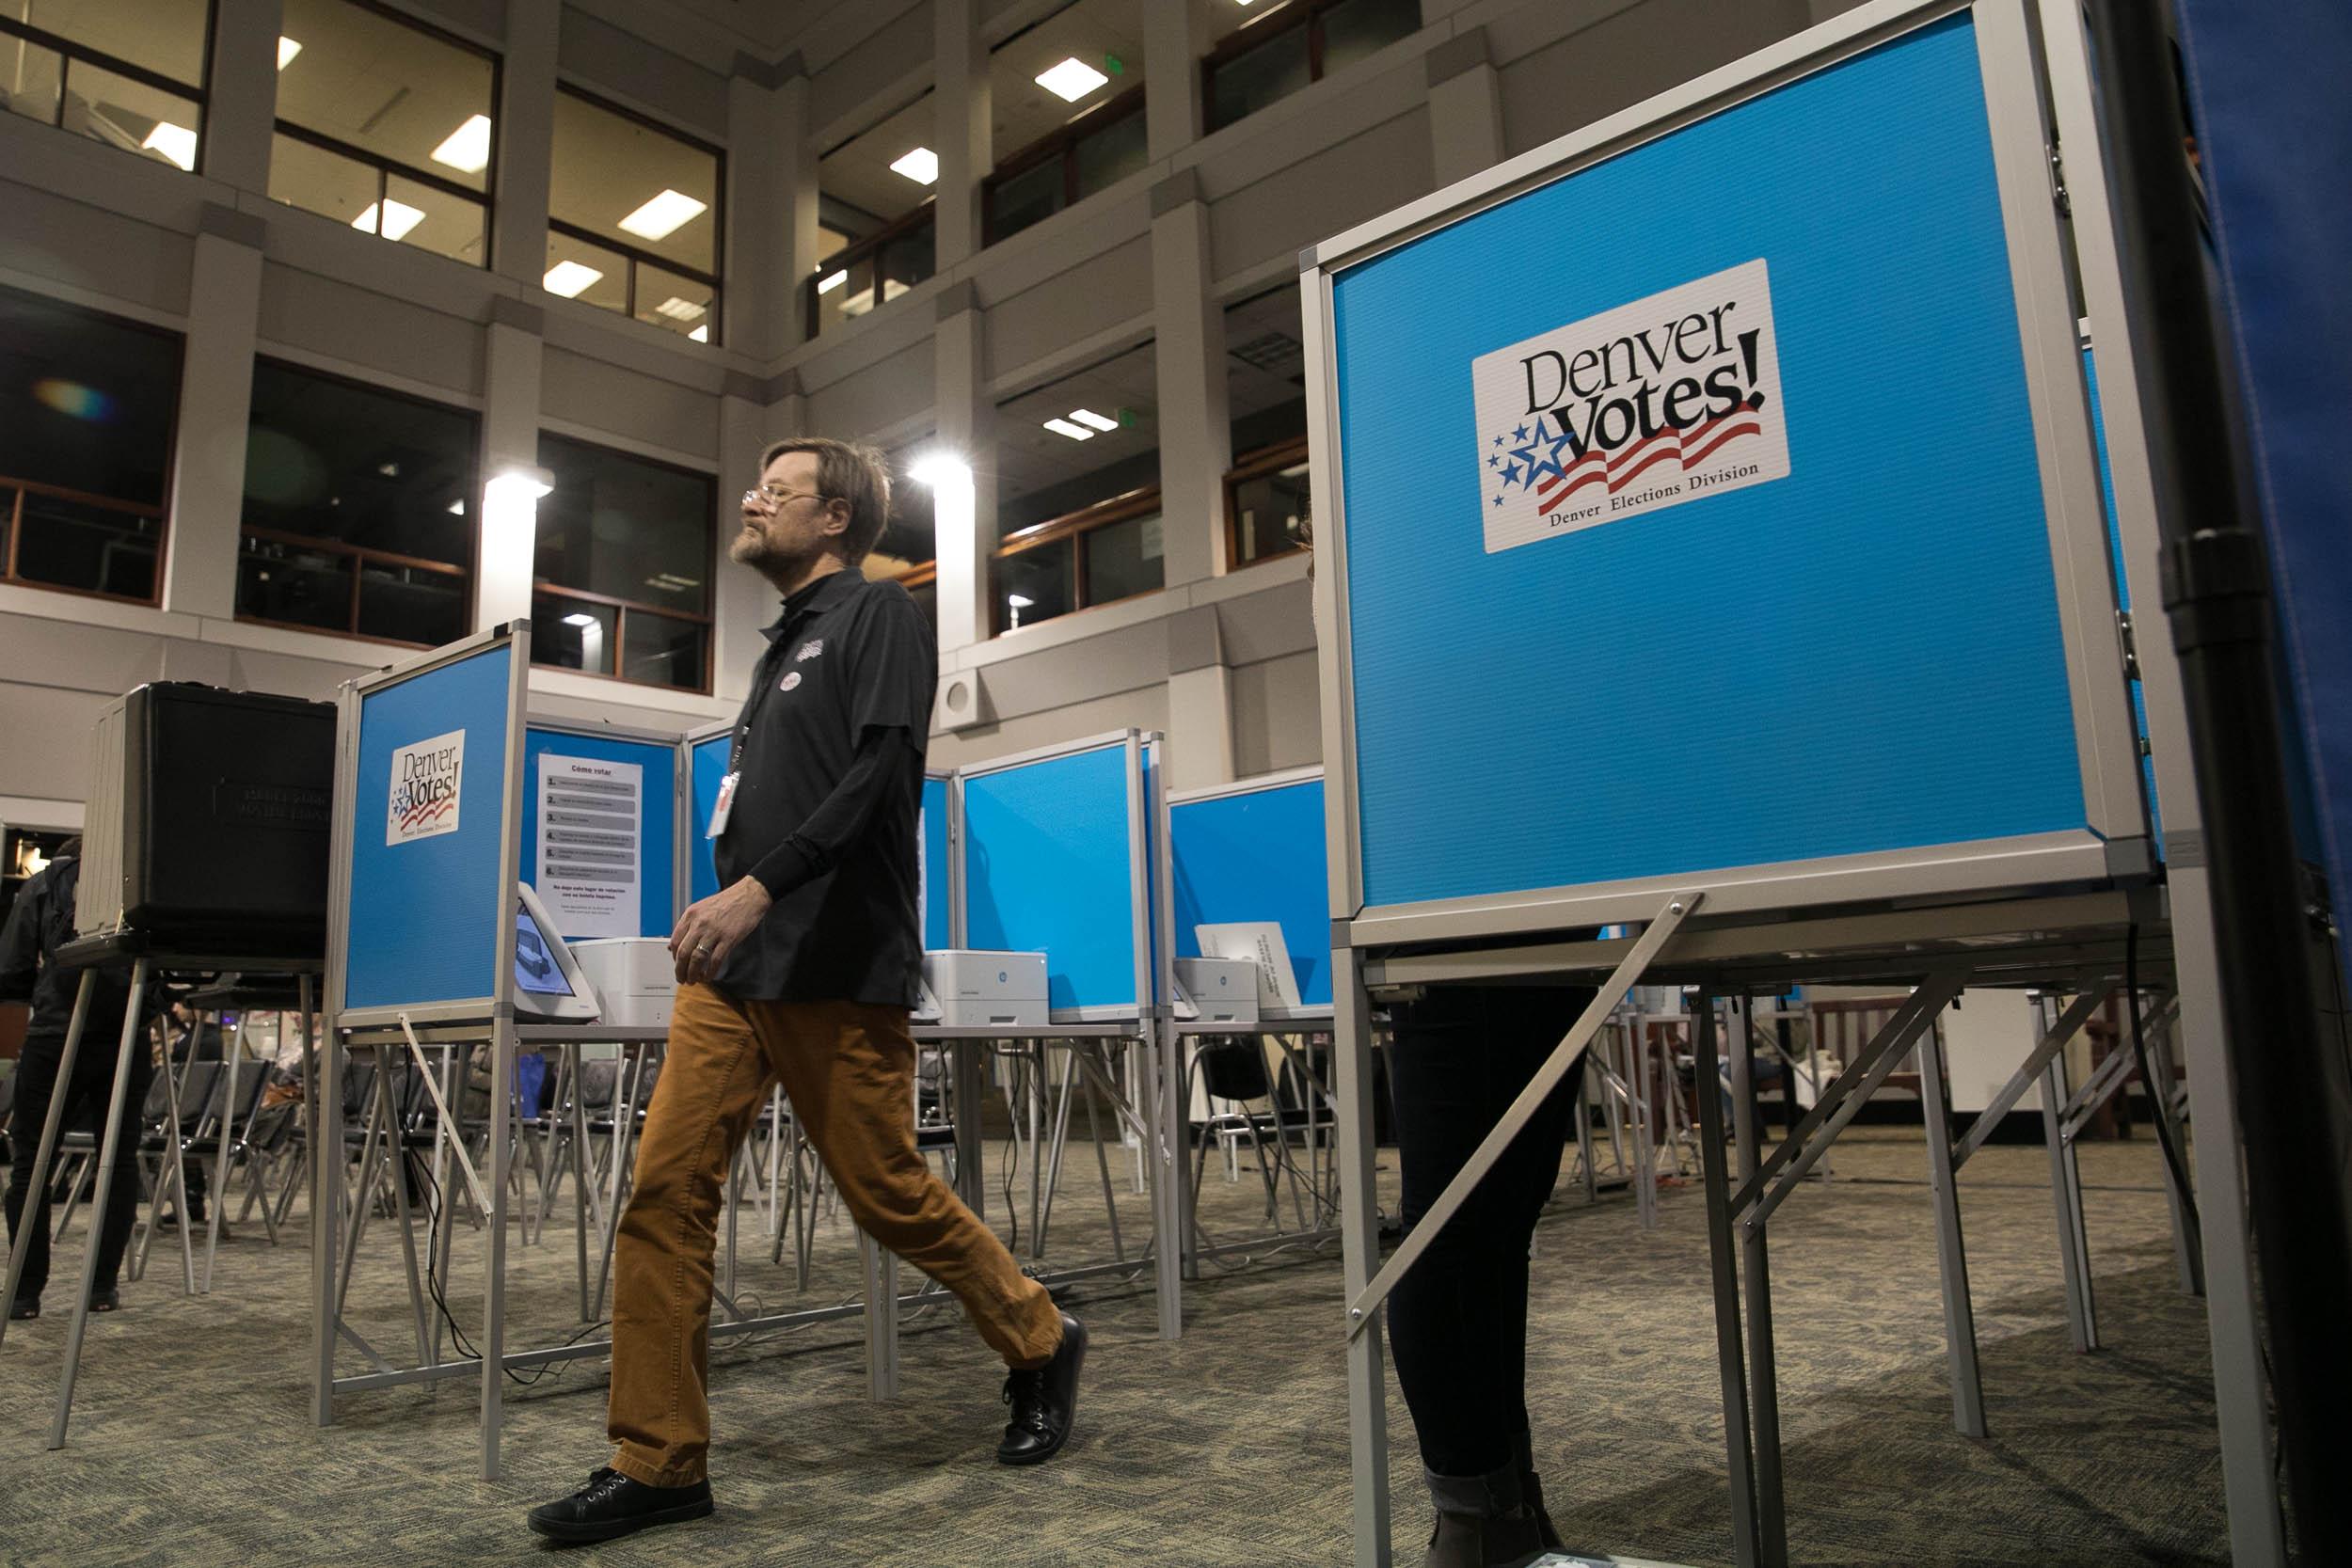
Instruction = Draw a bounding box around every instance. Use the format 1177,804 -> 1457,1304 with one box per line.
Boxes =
87,1287 -> 119,1314
7,1295 -> 36,1322
526,1466 -> 714,1543
996,1312 -> 1087,1465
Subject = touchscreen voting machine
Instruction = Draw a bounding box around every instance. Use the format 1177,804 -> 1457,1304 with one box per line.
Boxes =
514,881 -> 598,1022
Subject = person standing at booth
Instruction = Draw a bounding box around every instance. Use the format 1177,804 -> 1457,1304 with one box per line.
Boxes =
1305,517 -> 1588,1568
529,438 -> 1085,1544
1,839 -> 155,1322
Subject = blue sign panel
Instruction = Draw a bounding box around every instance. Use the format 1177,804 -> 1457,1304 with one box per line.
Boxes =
922,774 -> 951,952
1171,777 -> 1332,1008
1330,14 -> 2091,911
961,743 -> 1137,1015
344,642 -> 514,1011
521,728 -> 677,939
688,733 -> 731,905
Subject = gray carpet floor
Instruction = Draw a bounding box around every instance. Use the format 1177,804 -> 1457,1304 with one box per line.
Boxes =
0,1123 -> 2230,1567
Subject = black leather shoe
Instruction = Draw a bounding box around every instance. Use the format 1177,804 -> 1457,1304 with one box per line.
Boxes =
87,1287 -> 119,1314
7,1296 -> 36,1322
526,1467 -> 714,1543
996,1312 -> 1087,1465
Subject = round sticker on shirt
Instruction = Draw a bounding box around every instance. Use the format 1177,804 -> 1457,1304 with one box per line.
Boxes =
779,671 -> 803,691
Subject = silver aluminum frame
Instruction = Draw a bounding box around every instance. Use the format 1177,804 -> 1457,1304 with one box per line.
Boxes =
680,715 -> 735,910
1301,0 -> 2147,950
926,763 -> 960,951
2033,2 -> 2281,1559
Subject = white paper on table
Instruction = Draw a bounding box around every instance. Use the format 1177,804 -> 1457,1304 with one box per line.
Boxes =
1194,920 -> 1306,1016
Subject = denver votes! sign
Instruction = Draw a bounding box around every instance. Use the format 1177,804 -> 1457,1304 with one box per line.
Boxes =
388,729 -> 465,846
1471,258 -> 1789,553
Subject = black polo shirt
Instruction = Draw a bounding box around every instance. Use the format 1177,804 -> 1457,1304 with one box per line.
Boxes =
711,568 -> 935,1006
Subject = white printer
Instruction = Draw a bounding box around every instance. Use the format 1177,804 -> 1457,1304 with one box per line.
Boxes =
1173,958 -> 1260,1024
922,950 -> 1049,1028
568,936 -> 677,1028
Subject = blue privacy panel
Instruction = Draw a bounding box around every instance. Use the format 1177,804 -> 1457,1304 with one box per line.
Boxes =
522,729 -> 677,938
1332,15 -> 2090,910
961,744 -> 1137,1013
344,643 -> 514,1010
922,775 -> 950,952
1171,779 -> 1332,1008
689,734 -> 731,904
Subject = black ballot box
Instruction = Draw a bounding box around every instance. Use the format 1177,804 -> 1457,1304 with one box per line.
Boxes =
76,683 -> 337,957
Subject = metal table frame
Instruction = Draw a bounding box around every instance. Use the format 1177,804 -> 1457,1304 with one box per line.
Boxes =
0,934 -> 320,1449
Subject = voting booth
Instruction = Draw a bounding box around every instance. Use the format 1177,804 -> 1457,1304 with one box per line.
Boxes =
1299,4 -> 2230,1563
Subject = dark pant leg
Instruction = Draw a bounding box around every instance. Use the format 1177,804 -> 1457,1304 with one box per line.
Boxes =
1386,985 -> 1595,1477
5,1040 -> 65,1301
84,1049 -> 152,1289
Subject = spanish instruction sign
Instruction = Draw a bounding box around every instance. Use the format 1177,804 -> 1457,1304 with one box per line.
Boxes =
387,730 -> 465,846
536,753 -> 643,939
1471,258 -> 1789,552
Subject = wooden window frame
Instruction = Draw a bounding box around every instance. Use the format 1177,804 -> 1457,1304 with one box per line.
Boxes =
0,6 -> 215,163
549,84 -> 727,341
0,286 -> 183,610
532,436 -> 717,694
1221,435 -> 1312,573
1201,0 -> 1409,134
268,0 -> 501,269
990,483 -> 1164,637
531,581 -> 716,694
233,355 -> 478,650
804,199 -> 937,341
980,82 -> 1148,247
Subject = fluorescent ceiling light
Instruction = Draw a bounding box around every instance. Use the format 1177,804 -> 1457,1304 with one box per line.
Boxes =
654,296 -> 707,321
142,122 -> 197,170
1035,57 -> 1109,102
617,189 -> 707,242
889,147 -> 939,185
431,114 -> 493,175
543,260 -> 604,298
817,269 -> 849,294
277,36 -> 302,69
488,468 -> 553,502
355,198 -> 425,242
1041,418 -> 1094,441
1007,594 -> 1034,609
563,612 -> 599,628
1068,408 -> 1119,432
689,325 -> 708,342
447,499 -> 466,515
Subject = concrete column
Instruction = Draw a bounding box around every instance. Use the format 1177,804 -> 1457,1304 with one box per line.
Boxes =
1148,172 -> 1229,587
1144,0 -> 1206,162
933,0 -> 991,268
491,0 -> 560,290
162,207 -> 268,621
473,300 -> 546,632
932,286 -> 994,654
1167,609 -> 1234,790
725,55 -> 812,359
200,0 -> 282,194
713,376 -> 776,702
1424,28 -> 1504,186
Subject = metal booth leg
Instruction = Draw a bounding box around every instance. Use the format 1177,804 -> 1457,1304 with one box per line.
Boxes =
861,1230 -> 900,1400
1725,995 -> 1788,1563
1916,1015 -> 1988,1437
2144,1000 -> 2205,1296
49,958 -> 151,1449
2037,996 -> 2101,1354
480,1018 -> 514,1481
1150,1020 -> 1185,1339
1693,987 -> 1771,1568
309,978 -> 341,1426
0,973 -> 94,1353
1334,947 -> 1392,1568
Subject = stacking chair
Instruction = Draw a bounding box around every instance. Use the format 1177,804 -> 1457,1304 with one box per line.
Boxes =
1184,1038 -> 1311,1235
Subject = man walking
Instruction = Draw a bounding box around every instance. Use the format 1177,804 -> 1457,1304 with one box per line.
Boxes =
529,438 -> 1085,1544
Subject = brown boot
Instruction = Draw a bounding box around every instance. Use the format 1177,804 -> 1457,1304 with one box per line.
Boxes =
1422,1464 -> 1547,1568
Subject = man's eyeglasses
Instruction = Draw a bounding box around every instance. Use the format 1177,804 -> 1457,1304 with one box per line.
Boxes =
742,485 -> 833,511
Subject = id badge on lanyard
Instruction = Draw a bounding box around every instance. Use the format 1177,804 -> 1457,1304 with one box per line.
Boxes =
707,770 -> 739,839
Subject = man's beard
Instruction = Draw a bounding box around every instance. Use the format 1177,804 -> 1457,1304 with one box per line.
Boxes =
730,524 -> 804,573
